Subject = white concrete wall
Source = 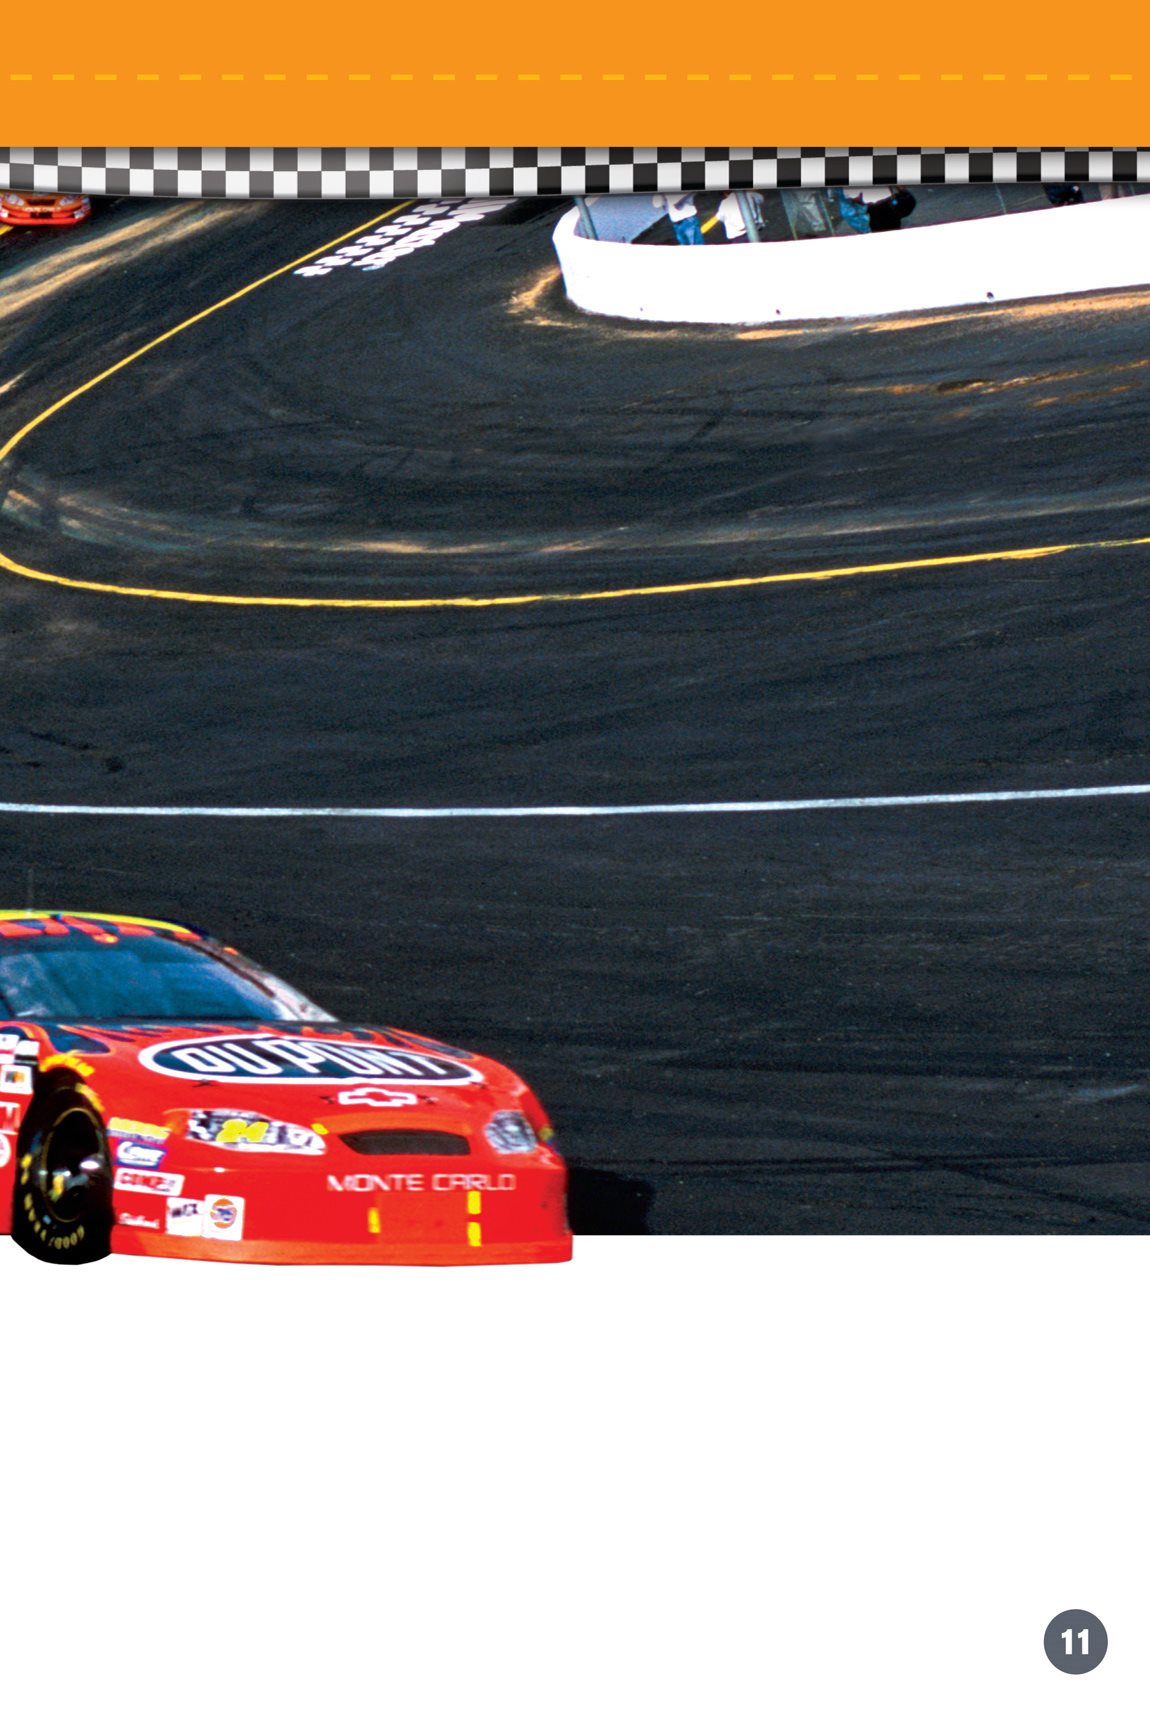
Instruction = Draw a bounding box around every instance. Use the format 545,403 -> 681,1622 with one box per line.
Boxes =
552,195 -> 1150,326
578,194 -> 661,243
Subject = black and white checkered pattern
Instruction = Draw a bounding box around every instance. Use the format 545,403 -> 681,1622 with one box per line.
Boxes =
1,146 -> 1147,197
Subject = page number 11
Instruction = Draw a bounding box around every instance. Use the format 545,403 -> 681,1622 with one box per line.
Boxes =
1044,1611 -> 1107,1675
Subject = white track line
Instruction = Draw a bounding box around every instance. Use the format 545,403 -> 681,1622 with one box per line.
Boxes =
1,783 -> 1150,818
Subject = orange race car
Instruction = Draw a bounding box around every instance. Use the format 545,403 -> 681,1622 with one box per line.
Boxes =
0,911 -> 571,1267
0,190 -> 92,226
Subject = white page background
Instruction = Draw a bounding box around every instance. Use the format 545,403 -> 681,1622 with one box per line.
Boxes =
0,1236 -> 1143,1719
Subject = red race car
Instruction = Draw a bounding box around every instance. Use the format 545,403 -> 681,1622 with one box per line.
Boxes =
0,911 -> 570,1266
0,190 -> 92,226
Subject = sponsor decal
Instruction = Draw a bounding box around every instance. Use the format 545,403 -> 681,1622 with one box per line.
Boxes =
0,1102 -> 21,1131
205,1194 -> 245,1240
166,1197 -> 204,1238
0,1065 -> 32,1094
108,1117 -> 170,1142
186,1110 -> 324,1155
0,1132 -> 11,1169
114,1168 -> 184,1197
115,1140 -> 168,1170
328,1172 -> 426,1192
0,1037 -> 36,1061
335,1088 -> 419,1109
118,1212 -> 161,1231
140,1035 -> 481,1087
328,1172 -> 517,1194
164,1194 -> 246,1240
431,1173 -> 518,1192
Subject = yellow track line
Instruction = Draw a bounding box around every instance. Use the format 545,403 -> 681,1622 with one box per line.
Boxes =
1,203 -> 1148,612
0,531 -> 1149,609
0,201 -> 414,471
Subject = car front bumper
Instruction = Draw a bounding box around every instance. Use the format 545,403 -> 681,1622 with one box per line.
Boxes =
1,206 -> 91,226
111,1158 -> 572,1265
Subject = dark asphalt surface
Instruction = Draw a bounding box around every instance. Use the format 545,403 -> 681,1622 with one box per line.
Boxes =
3,194 -> 1150,1232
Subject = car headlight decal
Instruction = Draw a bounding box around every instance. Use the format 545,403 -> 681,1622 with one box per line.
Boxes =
483,1111 -> 539,1154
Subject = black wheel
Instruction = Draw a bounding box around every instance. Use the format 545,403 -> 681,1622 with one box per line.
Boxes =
12,1080 -> 113,1264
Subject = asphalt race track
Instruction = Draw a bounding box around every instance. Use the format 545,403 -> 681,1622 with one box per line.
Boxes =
3,194 -> 1150,1233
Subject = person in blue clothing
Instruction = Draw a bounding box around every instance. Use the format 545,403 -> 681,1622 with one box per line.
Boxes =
835,188 -> 872,233
654,189 -> 705,245
836,185 -> 916,234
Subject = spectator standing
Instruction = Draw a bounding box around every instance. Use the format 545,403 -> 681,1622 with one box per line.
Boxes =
834,188 -> 872,233
715,191 -> 763,242
654,189 -> 705,246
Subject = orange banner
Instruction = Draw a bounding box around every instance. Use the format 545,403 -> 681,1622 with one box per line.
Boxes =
2,1 -> 1145,142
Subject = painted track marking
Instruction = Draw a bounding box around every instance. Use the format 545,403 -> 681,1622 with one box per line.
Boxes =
1,782 -> 1150,817
1,206 -> 1149,610
1,527 -> 1149,611
0,201 -> 414,477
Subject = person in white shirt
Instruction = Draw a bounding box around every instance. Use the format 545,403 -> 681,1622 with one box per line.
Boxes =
716,191 -> 763,242
654,189 -> 704,246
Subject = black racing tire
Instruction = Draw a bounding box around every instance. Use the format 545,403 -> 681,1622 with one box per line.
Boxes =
11,1079 -> 113,1264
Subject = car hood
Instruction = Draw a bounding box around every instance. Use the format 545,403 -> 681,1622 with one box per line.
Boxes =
26,1021 -> 530,1127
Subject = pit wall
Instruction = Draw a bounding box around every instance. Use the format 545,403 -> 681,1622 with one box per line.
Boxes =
552,194 -> 1150,325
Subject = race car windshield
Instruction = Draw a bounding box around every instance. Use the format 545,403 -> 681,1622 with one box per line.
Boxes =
0,928 -> 333,1023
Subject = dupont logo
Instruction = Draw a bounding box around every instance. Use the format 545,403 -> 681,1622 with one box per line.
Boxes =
139,1035 -> 482,1086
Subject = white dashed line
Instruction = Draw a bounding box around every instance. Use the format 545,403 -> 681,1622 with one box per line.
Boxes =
0,784 -> 1149,819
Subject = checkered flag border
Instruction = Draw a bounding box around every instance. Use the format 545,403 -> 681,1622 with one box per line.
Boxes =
1,146 -> 1147,198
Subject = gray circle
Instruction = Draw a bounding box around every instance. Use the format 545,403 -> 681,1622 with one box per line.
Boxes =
1044,1610 -> 1108,1674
